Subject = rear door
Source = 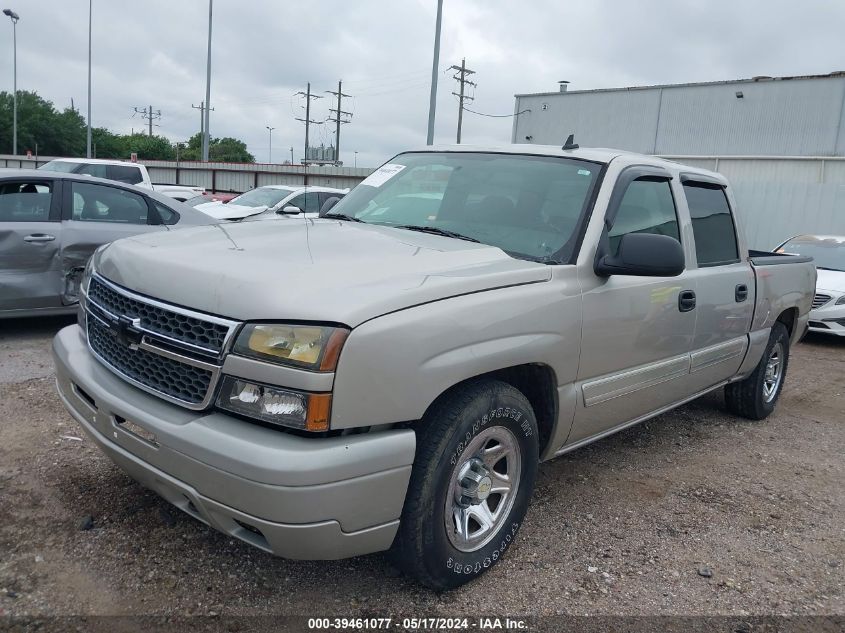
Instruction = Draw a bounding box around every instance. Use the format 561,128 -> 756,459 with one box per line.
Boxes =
59,179 -> 166,302
0,177 -> 64,312
680,176 -> 754,390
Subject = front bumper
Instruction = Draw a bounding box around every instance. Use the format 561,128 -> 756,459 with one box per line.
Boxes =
808,301 -> 845,337
52,324 -> 415,560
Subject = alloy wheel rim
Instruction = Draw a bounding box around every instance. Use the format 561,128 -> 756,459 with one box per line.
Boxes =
762,341 -> 784,403
444,426 -> 521,553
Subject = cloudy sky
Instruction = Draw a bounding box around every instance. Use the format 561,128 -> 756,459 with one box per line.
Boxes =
0,0 -> 842,166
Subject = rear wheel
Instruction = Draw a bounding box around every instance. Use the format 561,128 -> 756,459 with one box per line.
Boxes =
725,322 -> 790,420
392,380 -> 538,590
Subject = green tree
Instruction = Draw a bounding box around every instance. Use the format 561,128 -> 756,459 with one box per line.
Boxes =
0,90 -> 86,156
91,127 -> 127,159
122,133 -> 176,161
180,132 -> 254,163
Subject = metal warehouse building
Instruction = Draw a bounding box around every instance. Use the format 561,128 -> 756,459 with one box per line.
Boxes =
512,72 -> 845,248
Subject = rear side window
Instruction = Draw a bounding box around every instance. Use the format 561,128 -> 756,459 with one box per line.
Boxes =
608,179 -> 679,254
71,182 -> 149,224
683,183 -> 739,266
76,163 -> 109,178
0,181 -> 54,222
153,201 -> 179,225
108,165 -> 144,185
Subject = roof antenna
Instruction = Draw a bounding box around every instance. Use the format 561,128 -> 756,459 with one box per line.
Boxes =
562,133 -> 579,150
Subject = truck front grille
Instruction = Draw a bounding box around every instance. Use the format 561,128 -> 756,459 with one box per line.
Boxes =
88,318 -> 213,406
89,277 -> 230,354
84,275 -> 238,409
812,293 -> 831,309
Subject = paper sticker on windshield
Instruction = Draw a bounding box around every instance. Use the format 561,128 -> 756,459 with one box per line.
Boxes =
578,169 -> 591,176
360,164 -> 406,187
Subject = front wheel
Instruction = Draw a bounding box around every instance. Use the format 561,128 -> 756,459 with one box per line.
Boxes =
392,380 -> 538,590
725,321 -> 790,420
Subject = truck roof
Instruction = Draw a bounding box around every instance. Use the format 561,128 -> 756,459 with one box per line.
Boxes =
44,157 -> 142,166
404,144 -> 728,185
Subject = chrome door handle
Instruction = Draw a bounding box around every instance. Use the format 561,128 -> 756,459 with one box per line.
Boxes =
24,234 -> 56,243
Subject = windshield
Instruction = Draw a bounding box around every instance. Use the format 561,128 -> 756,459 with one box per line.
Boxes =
229,187 -> 293,208
326,152 -> 602,262
778,236 -> 845,271
38,160 -> 82,173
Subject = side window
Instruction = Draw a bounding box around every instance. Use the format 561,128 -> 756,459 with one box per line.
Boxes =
608,179 -> 679,254
76,163 -> 109,179
153,201 -> 179,226
71,182 -> 149,225
0,181 -> 54,222
108,165 -> 144,185
683,183 -> 740,266
286,192 -> 321,213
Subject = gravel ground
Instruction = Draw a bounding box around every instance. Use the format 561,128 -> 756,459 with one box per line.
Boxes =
0,317 -> 843,626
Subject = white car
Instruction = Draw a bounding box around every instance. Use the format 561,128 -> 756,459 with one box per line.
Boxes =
38,158 -> 205,201
777,234 -> 845,337
194,185 -> 348,221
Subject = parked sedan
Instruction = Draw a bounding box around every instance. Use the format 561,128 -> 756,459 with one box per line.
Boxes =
194,185 -> 348,221
0,170 -> 215,319
776,234 -> 845,336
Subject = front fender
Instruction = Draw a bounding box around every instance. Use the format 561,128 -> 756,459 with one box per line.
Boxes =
330,277 -> 582,433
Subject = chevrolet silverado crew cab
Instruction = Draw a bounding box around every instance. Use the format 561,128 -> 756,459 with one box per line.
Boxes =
52,145 -> 815,589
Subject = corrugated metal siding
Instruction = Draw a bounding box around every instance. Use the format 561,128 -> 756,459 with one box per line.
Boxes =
514,76 -> 845,157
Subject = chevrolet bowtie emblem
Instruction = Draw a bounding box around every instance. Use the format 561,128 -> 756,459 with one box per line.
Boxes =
108,315 -> 143,348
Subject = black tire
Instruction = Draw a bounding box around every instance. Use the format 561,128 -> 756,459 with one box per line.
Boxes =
725,322 -> 790,420
392,379 -> 539,590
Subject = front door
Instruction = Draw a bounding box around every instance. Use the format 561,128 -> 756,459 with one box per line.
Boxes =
0,178 -> 63,312
569,172 -> 697,444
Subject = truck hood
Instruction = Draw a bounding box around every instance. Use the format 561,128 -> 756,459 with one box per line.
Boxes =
195,201 -> 269,221
816,268 -> 845,293
95,219 -> 551,326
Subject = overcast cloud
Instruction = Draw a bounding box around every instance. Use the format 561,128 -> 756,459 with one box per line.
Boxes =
0,0 -> 843,166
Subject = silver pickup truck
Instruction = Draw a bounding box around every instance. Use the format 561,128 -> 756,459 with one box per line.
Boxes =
52,145 -> 815,589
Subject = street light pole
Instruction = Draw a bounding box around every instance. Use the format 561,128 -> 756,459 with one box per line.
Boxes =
289,146 -> 294,165
86,0 -> 92,158
265,126 -> 274,163
354,151 -> 358,168
3,9 -> 19,156
425,0 -> 443,145
201,0 -> 213,162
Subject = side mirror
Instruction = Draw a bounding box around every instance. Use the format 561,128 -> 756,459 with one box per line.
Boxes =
319,197 -> 341,217
281,205 -> 302,215
595,233 -> 685,277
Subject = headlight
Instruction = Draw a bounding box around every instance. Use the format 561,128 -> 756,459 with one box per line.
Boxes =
216,376 -> 331,431
233,323 -> 349,371
836,295 -> 845,306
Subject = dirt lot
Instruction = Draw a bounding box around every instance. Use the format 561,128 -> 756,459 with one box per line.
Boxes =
0,317 -> 843,625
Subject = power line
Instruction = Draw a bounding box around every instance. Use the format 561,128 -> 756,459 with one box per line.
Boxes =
449,58 -> 476,144
326,80 -> 352,165
132,105 -> 162,136
462,107 -> 531,118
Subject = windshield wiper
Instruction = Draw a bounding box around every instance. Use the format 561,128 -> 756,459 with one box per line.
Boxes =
393,225 -> 480,243
816,266 -> 844,272
324,213 -> 365,223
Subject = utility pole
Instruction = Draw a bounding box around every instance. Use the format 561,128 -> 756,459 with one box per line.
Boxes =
289,146 -> 294,164
449,58 -> 475,144
326,81 -> 352,165
86,0 -> 92,158
294,82 -> 323,164
202,0 -> 213,161
426,0 -> 443,145
3,9 -> 19,155
265,126 -> 275,163
133,106 -> 161,136
192,102 -> 214,141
